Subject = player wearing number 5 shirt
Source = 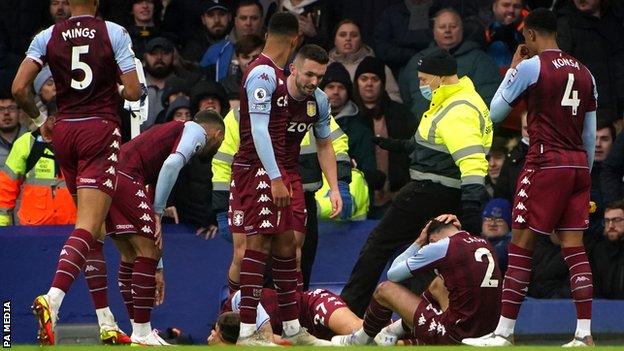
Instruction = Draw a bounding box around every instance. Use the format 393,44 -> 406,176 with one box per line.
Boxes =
11,0 -> 142,345
462,9 -> 597,347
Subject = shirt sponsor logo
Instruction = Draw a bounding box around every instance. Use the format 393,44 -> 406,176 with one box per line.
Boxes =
287,122 -> 313,133
116,224 -> 134,230
276,95 -> 288,107
79,177 -> 96,184
233,210 -> 244,227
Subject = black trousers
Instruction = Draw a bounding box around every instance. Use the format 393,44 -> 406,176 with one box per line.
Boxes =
301,191 -> 318,291
340,180 -> 461,317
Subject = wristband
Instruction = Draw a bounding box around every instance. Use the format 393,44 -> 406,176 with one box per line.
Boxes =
33,112 -> 48,128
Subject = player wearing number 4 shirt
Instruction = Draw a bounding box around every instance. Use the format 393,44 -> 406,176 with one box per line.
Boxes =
462,9 -> 597,348
11,0 -> 142,346
330,215 -> 501,346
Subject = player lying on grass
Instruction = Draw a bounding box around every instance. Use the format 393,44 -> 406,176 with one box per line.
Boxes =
208,288 -> 361,345
331,214 -> 503,346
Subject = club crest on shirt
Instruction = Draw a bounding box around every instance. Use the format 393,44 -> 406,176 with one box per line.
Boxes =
233,210 -> 244,226
307,101 -> 317,117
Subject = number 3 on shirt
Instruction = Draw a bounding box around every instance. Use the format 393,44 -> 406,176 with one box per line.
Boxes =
474,247 -> 499,288
71,45 -> 93,90
561,73 -> 580,116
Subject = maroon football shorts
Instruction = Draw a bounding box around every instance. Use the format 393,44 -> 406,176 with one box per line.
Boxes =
410,297 -> 459,344
288,172 -> 307,234
51,117 -> 120,198
512,166 -> 590,234
298,289 -> 347,340
229,164 -> 293,235
105,172 -> 156,240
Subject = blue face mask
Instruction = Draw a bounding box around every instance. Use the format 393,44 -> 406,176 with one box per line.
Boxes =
419,85 -> 433,100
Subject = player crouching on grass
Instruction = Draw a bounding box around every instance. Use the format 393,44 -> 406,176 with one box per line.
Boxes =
331,214 -> 502,346
106,109 -> 224,346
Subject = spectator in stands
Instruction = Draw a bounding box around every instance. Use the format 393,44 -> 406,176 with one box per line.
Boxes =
143,37 -> 181,131
181,0 -> 232,63
556,0 -> 624,124
154,76 -> 193,124
481,198 -> 512,273
33,66 -> 55,106
373,0 -> 434,74
49,0 -> 70,24
589,119 -> 616,236
200,0 -> 265,81
494,112 -> 528,201
591,201 -> 624,299
601,130 -> 624,204
352,56 -> 417,218
486,137 -> 508,198
0,94 -> 27,166
399,8 -> 500,120
268,0 -> 334,49
127,0 -> 169,58
0,101 -> 75,226
320,62 -> 379,200
528,234 -> 571,299
190,80 -> 230,117
484,0 -> 526,70
219,34 -> 265,107
163,95 -> 192,122
329,19 -> 402,102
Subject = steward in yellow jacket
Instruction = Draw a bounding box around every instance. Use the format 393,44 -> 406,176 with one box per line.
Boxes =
340,49 -> 493,314
0,123 -> 76,226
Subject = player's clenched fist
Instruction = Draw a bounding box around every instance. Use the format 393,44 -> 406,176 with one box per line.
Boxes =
271,178 -> 291,207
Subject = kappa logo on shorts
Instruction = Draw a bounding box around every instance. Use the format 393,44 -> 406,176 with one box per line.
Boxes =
229,193 -> 234,200
258,194 -> 271,203
140,213 -> 153,222
136,189 -> 146,198
259,220 -> 273,228
105,166 -> 116,175
60,249 -> 68,256
428,320 -> 438,332
230,180 -> 235,187
85,265 -> 98,272
575,275 -> 590,283
521,177 -> 530,185
138,201 -> 150,210
517,189 -> 528,198
515,215 -> 526,223
516,202 -> 527,211
256,181 -> 269,189
255,168 -> 267,177
103,179 -> 114,189
437,323 -> 447,336
233,210 -> 244,226
110,140 -> 120,149
418,314 -> 426,326
259,207 -> 273,216
108,153 -> 118,162
113,128 -> 121,137
141,225 -> 153,234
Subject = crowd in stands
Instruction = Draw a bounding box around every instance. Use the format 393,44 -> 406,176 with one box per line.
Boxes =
1,0 -> 624,300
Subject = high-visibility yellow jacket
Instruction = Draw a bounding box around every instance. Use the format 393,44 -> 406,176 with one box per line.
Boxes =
212,108 -> 369,219
0,132 -> 76,226
409,76 -> 492,202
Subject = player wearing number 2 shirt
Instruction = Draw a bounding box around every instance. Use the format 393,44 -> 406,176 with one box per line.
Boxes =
462,9 -> 597,347
11,1 -> 141,346
331,217 -> 501,346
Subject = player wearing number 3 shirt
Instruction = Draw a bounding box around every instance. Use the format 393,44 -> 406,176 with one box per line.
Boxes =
462,9 -> 597,347
11,0 -> 142,346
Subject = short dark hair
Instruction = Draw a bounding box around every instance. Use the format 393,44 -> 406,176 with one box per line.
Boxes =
235,34 -> 265,56
217,312 -> 240,344
193,109 -> 225,130
267,12 -> 299,36
46,99 -> 58,116
597,118 -> 616,142
524,8 -> 557,34
605,200 -> 624,213
426,219 -> 456,236
236,0 -> 263,17
295,44 -> 329,65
